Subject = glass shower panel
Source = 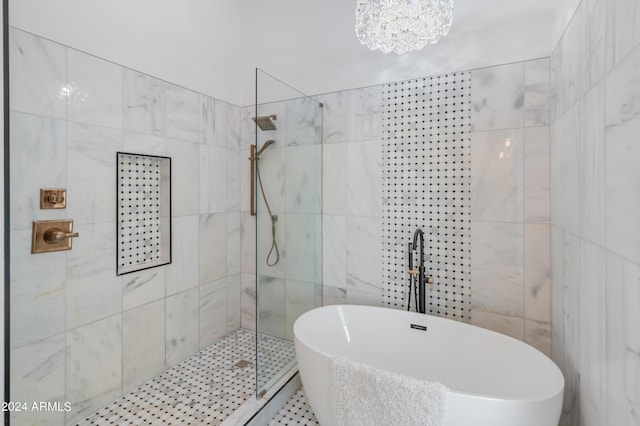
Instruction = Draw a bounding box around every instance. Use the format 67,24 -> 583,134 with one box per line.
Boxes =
254,69 -> 323,396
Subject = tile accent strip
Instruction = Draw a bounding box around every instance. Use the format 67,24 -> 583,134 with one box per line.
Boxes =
382,73 -> 472,320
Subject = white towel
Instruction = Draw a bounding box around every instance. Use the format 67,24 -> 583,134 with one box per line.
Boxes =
330,355 -> 448,426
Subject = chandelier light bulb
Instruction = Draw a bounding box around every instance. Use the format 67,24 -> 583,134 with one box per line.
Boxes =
355,0 -> 454,54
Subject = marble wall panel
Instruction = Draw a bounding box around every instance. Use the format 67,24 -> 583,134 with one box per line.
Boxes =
9,113 -> 66,230
9,28 -> 244,424
9,28 -> 66,118
199,213 -> 227,284
10,334 -> 66,425
122,267 -> 165,311
471,62 -> 524,131
124,70 -> 166,136
524,58 -> 550,127
549,2 -> 640,420
166,215 -> 200,295
604,44 -> 640,263
166,138 -> 200,216
67,49 -> 123,129
66,223 -> 122,329
471,128 -> 524,222
471,221 -> 524,317
66,315 -> 122,424
165,288 -> 200,367
166,84 -> 200,143
200,278 -> 228,347
66,122 -> 121,225
199,144 -> 227,214
122,300 -> 165,393
524,127 -> 550,223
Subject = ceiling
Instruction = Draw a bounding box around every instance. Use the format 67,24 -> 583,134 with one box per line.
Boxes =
240,0 -> 568,103
10,0 -> 576,106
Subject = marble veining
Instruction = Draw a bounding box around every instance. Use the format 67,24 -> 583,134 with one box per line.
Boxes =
524,126 -> 550,223
166,83 -> 200,143
166,215 -> 200,296
199,213 -> 227,284
9,112 -> 66,230
66,223 -> 122,329
67,122 -> 122,225
550,2 -> 640,419
165,288 -> 200,367
524,58 -> 551,127
122,268 -> 165,311
10,334 -> 66,425
471,221 -> 524,318
66,315 -> 123,424
124,70 -> 166,136
471,62 -> 524,131
9,27 -> 66,119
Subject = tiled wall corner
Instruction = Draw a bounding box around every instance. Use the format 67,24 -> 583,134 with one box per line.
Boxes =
551,0 -> 640,423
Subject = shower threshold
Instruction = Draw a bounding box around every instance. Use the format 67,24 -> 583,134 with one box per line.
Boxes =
76,329 -> 298,426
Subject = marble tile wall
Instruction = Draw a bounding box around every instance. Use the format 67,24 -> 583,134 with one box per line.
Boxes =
317,59 -> 551,358
470,58 -> 552,356
9,27 -> 241,425
238,96 -> 323,342
550,0 -> 640,424
316,86 -> 383,307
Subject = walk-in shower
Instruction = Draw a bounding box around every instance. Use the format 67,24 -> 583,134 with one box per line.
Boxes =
7,26 -> 322,423
254,68 -> 323,398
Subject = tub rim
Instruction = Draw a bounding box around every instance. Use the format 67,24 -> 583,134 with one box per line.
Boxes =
294,304 -> 565,403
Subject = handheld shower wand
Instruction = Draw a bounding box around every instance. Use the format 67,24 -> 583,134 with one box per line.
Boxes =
250,139 -> 280,266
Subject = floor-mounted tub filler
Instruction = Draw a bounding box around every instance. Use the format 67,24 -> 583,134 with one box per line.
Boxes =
294,305 -> 564,426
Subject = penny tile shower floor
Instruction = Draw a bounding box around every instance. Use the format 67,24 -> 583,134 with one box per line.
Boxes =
76,329 -> 296,426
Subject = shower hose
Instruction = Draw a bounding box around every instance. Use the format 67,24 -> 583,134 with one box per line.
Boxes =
255,158 -> 280,266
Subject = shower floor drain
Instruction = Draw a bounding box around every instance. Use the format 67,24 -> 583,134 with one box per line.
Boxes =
234,359 -> 252,368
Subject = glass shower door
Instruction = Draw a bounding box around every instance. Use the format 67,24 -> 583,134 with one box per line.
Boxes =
254,69 -> 323,396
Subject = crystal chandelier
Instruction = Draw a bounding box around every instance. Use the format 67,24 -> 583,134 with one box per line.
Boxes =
355,0 -> 454,54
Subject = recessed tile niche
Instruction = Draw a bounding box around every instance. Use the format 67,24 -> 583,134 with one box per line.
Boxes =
117,152 -> 171,275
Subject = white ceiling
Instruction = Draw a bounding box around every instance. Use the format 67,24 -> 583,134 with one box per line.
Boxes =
10,0 -> 577,106
240,0 -> 566,104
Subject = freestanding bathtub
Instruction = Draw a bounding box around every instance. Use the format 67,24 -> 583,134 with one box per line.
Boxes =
294,304 -> 564,426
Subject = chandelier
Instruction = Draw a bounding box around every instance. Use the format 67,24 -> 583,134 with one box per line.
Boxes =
355,0 -> 454,54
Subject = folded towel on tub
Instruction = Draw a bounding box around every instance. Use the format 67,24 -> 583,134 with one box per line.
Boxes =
330,355 -> 448,426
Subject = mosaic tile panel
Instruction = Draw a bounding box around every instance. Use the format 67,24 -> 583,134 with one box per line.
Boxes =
382,73 -> 472,321
117,152 -> 171,275
77,329 -> 295,426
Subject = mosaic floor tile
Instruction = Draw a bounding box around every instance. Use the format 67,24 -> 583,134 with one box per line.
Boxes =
267,388 -> 319,425
76,329 -> 295,426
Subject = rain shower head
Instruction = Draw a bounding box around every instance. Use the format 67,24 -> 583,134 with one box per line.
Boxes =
253,114 -> 278,131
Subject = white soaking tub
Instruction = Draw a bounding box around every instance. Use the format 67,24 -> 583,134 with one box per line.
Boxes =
294,304 -> 564,426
